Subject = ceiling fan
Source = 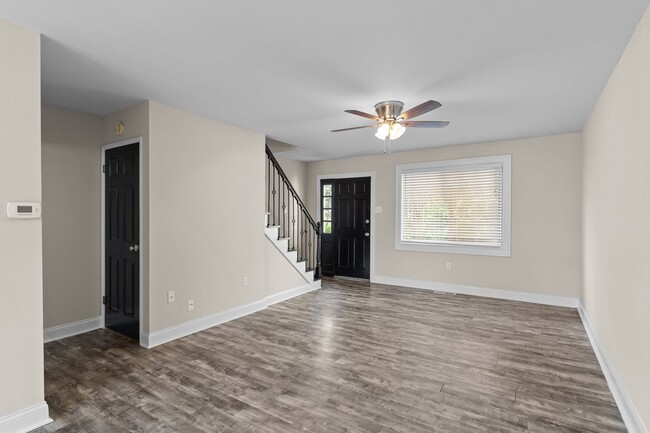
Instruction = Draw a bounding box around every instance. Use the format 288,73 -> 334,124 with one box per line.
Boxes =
331,100 -> 449,153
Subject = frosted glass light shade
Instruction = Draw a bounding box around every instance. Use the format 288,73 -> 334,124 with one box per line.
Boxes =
389,123 -> 406,140
375,123 -> 390,140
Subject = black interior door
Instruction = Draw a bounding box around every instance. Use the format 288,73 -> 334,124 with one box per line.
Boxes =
332,177 -> 371,279
320,177 -> 370,279
105,143 -> 140,341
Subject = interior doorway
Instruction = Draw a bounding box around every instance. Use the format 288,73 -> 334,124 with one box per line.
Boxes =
320,177 -> 371,279
102,139 -> 141,341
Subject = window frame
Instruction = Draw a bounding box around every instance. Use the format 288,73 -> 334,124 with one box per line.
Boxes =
321,181 -> 333,234
395,155 -> 511,257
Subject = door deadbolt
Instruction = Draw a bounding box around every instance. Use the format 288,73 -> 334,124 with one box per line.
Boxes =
365,232 -> 370,237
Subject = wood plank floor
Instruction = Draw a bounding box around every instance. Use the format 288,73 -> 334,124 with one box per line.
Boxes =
36,278 -> 625,432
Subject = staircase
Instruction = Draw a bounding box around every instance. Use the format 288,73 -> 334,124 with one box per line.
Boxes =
265,145 -> 321,288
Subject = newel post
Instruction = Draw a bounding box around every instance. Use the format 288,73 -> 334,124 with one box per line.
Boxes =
315,222 -> 321,280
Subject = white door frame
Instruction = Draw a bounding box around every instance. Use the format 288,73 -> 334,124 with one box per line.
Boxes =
315,172 -> 376,281
101,137 -> 144,347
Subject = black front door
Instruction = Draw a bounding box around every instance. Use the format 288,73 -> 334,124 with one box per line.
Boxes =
104,143 -> 140,341
320,177 -> 371,279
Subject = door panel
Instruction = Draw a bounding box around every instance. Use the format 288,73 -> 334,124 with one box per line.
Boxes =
125,260 -> 136,317
337,238 -> 351,268
109,257 -> 120,311
125,186 -> 136,241
105,143 -> 140,341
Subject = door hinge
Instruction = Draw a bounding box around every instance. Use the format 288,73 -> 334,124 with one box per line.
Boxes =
102,164 -> 106,174
102,295 -> 106,305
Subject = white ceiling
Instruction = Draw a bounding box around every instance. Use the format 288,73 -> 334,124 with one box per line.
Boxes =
1,0 -> 647,160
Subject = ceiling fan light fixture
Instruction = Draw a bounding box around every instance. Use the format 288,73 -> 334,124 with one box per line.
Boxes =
389,123 -> 406,140
334,100 -> 447,151
375,122 -> 390,140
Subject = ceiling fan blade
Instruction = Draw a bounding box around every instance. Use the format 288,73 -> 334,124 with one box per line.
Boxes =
344,109 -> 381,121
399,100 -> 442,120
399,120 -> 449,128
331,125 -> 376,132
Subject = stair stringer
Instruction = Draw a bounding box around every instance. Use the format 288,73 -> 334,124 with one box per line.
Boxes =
264,222 -> 321,289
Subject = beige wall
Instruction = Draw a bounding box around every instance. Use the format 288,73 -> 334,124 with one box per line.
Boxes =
265,240 -> 309,296
582,6 -> 650,428
0,19 -> 45,417
148,101 -> 266,332
307,134 -> 583,298
276,155 -> 308,200
42,105 -> 102,328
40,102 -> 150,333
40,100 -> 308,339
101,102 -> 151,333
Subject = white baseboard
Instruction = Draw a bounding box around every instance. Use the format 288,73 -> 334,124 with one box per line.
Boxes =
0,402 -> 51,433
43,316 -> 102,343
372,275 -> 579,308
142,282 -> 319,349
142,299 -> 267,348
266,283 -> 316,306
578,302 -> 648,433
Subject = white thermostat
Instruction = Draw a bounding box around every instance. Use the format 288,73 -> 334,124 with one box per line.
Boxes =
7,202 -> 41,219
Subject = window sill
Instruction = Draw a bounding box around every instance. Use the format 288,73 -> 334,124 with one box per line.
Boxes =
395,241 -> 511,257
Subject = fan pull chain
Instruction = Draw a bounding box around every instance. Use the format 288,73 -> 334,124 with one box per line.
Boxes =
384,137 -> 391,154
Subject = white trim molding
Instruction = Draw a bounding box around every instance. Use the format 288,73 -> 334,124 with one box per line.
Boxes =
578,302 -> 648,433
142,283 -> 319,349
372,275 -> 579,308
142,299 -> 267,348
0,402 -> 51,433
266,284 -> 316,306
44,317 -> 102,343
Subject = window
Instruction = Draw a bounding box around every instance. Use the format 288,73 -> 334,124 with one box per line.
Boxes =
396,155 -> 511,256
321,183 -> 333,234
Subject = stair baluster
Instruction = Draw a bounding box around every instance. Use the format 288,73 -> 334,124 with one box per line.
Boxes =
265,145 -> 321,280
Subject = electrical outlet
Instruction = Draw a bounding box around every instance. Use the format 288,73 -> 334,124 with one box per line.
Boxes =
445,262 -> 452,271
243,276 -> 248,287
167,290 -> 175,303
187,299 -> 194,311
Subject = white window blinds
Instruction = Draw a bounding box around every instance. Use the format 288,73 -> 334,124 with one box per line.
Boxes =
400,163 -> 504,247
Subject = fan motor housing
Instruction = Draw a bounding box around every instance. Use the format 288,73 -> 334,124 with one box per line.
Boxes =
374,101 -> 404,120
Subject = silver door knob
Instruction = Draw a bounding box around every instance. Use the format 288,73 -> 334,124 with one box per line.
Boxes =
365,232 -> 370,237
129,246 -> 134,251
129,245 -> 139,252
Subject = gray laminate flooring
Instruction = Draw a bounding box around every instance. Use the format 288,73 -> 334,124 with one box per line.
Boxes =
36,278 -> 625,432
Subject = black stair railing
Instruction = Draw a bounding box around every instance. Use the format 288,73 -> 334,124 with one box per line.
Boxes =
265,145 -> 321,280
